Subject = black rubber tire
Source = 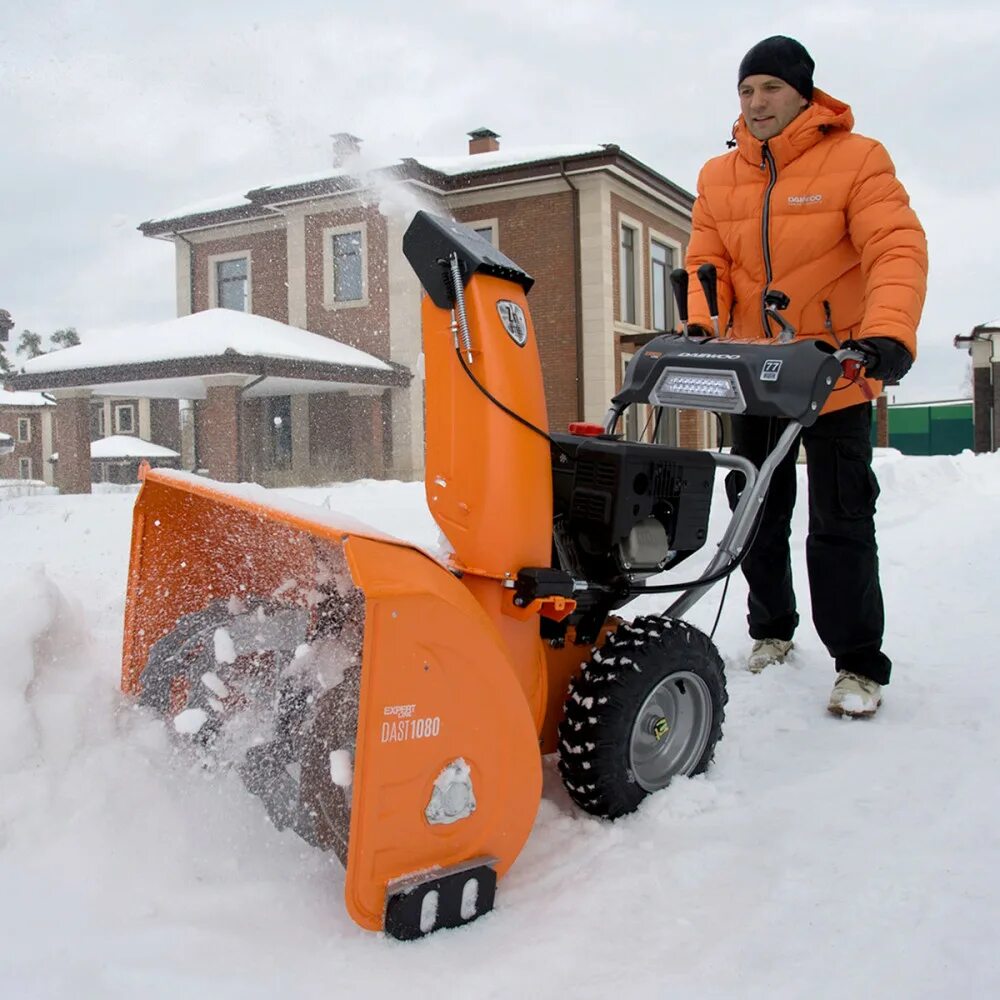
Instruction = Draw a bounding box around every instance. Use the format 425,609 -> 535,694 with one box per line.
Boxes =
557,614 -> 727,820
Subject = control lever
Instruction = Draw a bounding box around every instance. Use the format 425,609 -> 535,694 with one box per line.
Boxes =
696,263 -> 720,338
835,346 -> 875,401
764,289 -> 797,343
669,268 -> 690,338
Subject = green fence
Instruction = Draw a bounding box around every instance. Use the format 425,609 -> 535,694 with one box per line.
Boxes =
874,401 -> 973,456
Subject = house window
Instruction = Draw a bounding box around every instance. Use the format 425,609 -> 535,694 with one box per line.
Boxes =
216,256 -> 249,311
18,456 -> 32,479
322,223 -> 368,309
651,240 -> 676,332
263,396 -> 292,470
332,230 -> 363,302
114,403 -> 135,434
17,416 -> 31,443
620,223 -> 638,325
90,404 -> 105,440
474,225 -> 496,246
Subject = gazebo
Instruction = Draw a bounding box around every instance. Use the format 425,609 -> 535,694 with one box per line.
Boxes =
6,310 -> 410,493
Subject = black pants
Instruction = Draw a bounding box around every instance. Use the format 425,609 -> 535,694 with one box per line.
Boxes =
726,402 -> 891,685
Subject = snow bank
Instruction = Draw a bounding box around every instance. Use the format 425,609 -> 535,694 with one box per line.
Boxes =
2,455 -> 999,997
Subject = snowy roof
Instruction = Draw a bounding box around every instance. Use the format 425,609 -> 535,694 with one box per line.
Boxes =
413,144 -> 607,176
0,389 -> 54,407
149,190 -> 255,221
18,309 -> 392,375
143,143 -> 621,225
90,435 -> 179,460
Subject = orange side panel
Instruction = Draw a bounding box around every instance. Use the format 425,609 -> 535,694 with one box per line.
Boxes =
342,535 -> 542,932
422,274 -> 551,579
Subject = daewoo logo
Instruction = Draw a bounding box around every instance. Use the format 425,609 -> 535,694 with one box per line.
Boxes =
788,194 -> 823,205
678,351 -> 741,360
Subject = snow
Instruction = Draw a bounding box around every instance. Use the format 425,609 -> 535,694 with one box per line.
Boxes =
146,190 -> 255,223
173,708 -> 209,735
213,629 -> 237,666
17,309 -> 392,375
328,750 -> 353,789
2,454 -> 1000,996
90,435 -> 179,460
413,144 -> 607,176
0,389 -> 53,407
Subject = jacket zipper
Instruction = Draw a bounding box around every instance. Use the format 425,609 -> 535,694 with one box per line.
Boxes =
759,143 -> 778,337
822,300 -> 833,334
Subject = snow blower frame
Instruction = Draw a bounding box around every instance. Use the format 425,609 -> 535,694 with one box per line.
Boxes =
121,212 -> 862,940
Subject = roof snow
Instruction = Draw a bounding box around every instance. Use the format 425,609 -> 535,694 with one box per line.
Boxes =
146,144 -> 609,223
90,435 -> 179,460
17,309 -> 391,375
0,389 -> 54,407
413,144 -> 607,175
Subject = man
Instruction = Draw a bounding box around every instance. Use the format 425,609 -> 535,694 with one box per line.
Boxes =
684,35 -> 927,717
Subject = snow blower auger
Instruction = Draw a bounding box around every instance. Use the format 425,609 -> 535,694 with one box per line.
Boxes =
121,212 -> 858,939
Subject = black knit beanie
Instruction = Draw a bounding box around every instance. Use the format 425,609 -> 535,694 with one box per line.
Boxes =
738,36 -> 814,100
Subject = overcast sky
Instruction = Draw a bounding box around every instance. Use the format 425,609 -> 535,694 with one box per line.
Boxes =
2,0 -> 997,403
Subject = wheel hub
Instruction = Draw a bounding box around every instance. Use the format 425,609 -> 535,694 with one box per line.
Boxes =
628,670 -> 713,792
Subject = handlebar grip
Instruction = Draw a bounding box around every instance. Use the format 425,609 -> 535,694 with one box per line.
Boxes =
669,268 -> 689,324
697,263 -> 719,318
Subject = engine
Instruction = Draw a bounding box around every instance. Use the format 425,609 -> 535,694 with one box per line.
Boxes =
549,432 -> 715,588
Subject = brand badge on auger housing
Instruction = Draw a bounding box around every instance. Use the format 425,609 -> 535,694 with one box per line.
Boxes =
497,300 -> 528,346
761,360 -> 783,382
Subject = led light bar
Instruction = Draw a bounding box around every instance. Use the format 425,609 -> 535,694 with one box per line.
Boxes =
649,367 -> 747,413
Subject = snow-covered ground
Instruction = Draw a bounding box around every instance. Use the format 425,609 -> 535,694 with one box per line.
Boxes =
2,453 -> 999,998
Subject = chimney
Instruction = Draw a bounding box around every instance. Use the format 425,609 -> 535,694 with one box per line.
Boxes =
468,128 -> 500,155
331,132 -> 363,167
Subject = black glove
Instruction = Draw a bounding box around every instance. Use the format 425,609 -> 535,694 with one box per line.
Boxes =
850,337 -> 913,385
687,323 -> 715,339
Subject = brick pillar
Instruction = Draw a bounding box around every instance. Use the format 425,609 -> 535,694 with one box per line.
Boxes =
291,395 -> 310,482
53,391 -> 92,494
201,383 -> 244,481
876,394 -> 889,448
974,367 -> 992,453
370,395 -> 385,476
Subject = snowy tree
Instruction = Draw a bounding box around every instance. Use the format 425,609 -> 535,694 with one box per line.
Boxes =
17,330 -> 44,359
50,327 -> 81,349
15,326 -> 81,359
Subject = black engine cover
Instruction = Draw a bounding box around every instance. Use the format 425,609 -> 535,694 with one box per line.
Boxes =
550,433 -> 715,583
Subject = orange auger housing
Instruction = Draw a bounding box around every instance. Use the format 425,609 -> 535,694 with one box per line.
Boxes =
121,212 -> 589,938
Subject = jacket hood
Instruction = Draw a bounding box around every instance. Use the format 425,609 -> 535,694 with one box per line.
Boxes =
732,89 -> 854,167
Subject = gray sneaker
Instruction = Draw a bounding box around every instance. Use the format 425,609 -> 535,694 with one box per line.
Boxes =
827,670 -> 882,718
747,638 -> 794,674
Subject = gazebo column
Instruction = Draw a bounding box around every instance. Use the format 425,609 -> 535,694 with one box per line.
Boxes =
200,375 -> 253,482
52,389 -> 92,494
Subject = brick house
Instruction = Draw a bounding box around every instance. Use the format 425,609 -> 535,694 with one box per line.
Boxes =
0,387 -> 183,486
136,129 -> 703,480
0,391 -> 55,483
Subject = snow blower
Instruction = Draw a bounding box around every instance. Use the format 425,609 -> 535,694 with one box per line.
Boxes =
121,211 -> 860,939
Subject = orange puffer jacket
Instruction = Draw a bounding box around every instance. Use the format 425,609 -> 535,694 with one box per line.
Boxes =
686,89 -> 928,411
